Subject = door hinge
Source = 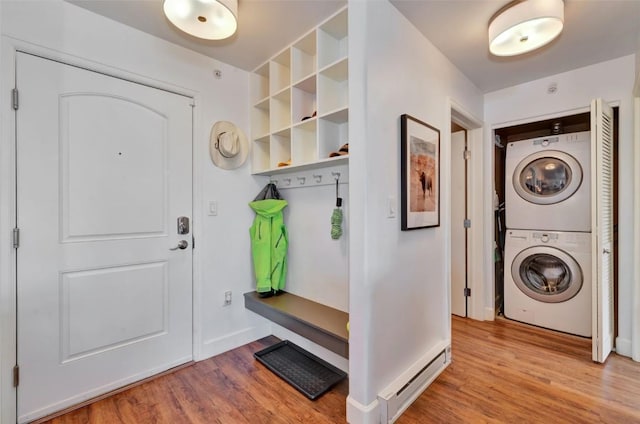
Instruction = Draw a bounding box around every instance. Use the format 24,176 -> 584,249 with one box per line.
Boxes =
463,150 -> 471,160
192,236 -> 195,249
12,88 -> 19,110
12,227 -> 20,248
13,365 -> 19,387
464,287 -> 471,297
463,219 -> 471,228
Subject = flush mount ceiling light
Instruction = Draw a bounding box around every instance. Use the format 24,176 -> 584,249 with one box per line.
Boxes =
489,0 -> 564,56
163,0 -> 238,40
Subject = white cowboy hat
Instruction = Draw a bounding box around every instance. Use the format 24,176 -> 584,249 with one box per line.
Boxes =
210,121 -> 249,170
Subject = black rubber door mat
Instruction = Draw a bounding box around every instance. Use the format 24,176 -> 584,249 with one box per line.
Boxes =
254,340 -> 347,400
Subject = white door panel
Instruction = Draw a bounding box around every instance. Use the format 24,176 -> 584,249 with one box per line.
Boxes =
61,94 -> 167,239
16,53 -> 193,422
61,262 -> 168,361
451,130 -> 467,317
591,98 -> 614,363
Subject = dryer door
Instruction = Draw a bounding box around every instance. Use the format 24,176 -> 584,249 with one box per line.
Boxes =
513,150 -> 582,205
511,246 -> 583,303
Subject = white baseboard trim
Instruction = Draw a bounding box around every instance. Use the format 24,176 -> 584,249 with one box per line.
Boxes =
270,323 -> 349,373
615,337 -> 632,358
199,324 -> 271,361
484,307 -> 495,321
347,395 -> 380,424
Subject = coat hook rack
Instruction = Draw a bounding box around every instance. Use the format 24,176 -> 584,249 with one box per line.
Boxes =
266,164 -> 347,190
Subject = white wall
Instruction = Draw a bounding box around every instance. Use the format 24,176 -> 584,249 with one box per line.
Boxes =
347,0 -> 484,421
0,1 -> 268,422
0,2 -> 354,421
484,55 -> 636,357
280,178 -> 349,312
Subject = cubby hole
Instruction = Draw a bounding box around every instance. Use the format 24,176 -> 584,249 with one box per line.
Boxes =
270,129 -> 292,169
251,98 -> 270,139
292,119 -> 318,165
318,9 -> 348,69
251,63 -> 270,104
318,59 -> 348,115
292,77 -> 317,124
319,116 -> 348,160
270,88 -> 291,133
252,136 -> 271,173
270,49 -> 291,94
292,31 -> 317,83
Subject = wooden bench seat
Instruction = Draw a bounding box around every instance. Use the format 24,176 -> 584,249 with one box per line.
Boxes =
244,291 -> 349,358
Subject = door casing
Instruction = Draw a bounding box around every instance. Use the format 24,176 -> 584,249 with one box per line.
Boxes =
446,98 -> 485,322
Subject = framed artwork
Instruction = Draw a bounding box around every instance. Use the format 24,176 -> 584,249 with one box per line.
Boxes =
400,114 -> 440,230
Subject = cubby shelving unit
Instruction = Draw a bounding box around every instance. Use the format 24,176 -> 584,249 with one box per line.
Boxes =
250,7 -> 348,176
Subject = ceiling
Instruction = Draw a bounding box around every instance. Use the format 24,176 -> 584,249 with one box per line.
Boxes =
69,0 -> 640,93
68,0 -> 347,72
391,0 -> 640,92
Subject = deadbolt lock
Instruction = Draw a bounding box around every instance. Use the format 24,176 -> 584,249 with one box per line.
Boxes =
177,216 -> 190,235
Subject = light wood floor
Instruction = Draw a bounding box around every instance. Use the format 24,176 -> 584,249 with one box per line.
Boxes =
41,316 -> 640,423
399,317 -> 640,423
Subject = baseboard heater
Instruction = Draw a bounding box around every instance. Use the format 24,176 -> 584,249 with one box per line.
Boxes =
377,342 -> 451,423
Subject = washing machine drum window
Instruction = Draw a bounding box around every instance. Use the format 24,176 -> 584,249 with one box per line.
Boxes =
511,246 -> 583,303
513,151 -> 583,205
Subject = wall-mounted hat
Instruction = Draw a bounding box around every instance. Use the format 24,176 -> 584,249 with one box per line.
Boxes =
210,121 -> 249,170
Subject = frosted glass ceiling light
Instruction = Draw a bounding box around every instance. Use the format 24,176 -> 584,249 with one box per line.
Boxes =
163,0 -> 238,40
489,0 -> 564,56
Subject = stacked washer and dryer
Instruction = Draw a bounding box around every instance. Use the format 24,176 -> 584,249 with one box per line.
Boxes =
504,131 -> 592,337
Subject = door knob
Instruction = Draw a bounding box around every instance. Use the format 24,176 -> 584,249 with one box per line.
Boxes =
170,240 -> 189,250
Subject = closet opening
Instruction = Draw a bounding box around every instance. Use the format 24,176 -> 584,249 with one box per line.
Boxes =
493,107 -> 619,344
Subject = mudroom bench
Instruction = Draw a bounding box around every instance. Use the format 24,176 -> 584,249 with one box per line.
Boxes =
244,291 -> 349,358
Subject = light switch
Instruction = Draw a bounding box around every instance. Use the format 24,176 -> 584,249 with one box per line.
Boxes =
209,201 -> 218,216
387,196 -> 396,218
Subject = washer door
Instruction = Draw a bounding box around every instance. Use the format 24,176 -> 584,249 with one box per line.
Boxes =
511,246 -> 583,303
513,150 -> 582,205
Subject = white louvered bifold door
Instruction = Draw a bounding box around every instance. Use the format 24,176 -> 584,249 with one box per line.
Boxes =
591,98 -> 614,363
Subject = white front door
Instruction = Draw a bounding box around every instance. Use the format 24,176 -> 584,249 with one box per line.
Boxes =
16,53 -> 194,422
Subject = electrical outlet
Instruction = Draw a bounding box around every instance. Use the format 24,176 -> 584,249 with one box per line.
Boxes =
224,290 -> 232,306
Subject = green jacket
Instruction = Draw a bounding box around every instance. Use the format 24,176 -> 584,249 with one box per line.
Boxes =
249,199 -> 288,293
